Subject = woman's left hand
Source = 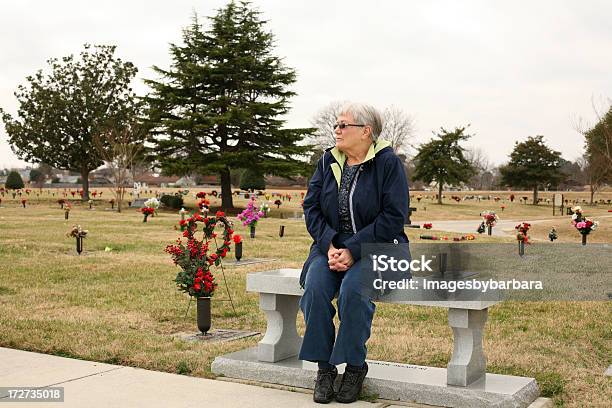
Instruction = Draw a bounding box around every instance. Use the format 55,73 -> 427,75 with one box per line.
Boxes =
332,248 -> 354,271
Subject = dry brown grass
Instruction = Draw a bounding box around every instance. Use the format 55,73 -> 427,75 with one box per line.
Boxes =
0,188 -> 610,407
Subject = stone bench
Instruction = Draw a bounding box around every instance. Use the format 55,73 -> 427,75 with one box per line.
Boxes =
212,268 -> 540,407
246,268 -> 498,387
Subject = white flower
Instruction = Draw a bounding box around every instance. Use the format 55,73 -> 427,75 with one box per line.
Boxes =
572,214 -> 578,221
145,198 -> 160,209
179,207 -> 187,215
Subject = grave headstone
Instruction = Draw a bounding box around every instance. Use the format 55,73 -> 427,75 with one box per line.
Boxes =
129,198 -> 148,208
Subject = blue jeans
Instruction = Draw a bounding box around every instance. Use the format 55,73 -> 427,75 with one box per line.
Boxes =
298,251 -> 376,367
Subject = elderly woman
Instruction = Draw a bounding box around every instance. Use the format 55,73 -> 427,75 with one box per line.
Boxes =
300,103 -> 410,403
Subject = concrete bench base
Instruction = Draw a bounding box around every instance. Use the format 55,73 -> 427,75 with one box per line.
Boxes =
212,347 -> 539,408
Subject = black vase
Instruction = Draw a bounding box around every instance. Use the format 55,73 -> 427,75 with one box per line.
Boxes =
581,234 -> 587,246
197,297 -> 211,334
518,240 -> 525,256
250,225 -> 256,238
235,241 -> 243,262
487,225 -> 492,236
76,236 -> 83,255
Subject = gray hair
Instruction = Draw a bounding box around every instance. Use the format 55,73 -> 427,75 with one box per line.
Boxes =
339,102 -> 383,141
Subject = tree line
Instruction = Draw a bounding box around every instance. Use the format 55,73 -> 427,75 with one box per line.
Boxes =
1,1 -> 610,207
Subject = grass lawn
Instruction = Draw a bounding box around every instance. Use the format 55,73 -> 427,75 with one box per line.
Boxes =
0,188 -> 610,407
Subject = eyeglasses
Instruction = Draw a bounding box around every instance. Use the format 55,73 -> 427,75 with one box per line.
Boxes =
333,123 -> 366,130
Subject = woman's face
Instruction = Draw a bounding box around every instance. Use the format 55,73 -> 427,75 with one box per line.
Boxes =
334,113 -> 367,152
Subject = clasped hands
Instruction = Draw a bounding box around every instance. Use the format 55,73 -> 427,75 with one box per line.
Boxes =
327,243 -> 354,272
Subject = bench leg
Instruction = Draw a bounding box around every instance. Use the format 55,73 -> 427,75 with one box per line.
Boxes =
257,293 -> 303,362
447,308 -> 488,386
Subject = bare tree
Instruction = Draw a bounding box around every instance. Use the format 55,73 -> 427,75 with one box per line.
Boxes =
93,123 -> 147,212
465,147 -> 493,190
579,153 -> 609,204
381,105 -> 416,154
309,101 -> 346,150
572,96 -> 612,203
310,102 -> 416,155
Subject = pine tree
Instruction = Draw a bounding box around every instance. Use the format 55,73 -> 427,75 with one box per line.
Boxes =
144,2 -> 313,209
499,136 -> 563,204
413,126 -> 475,204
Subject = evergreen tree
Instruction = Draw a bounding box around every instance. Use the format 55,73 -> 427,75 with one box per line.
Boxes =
144,2 -> 313,209
0,44 -> 138,200
5,171 -> 24,190
29,168 -> 44,186
499,135 -> 563,204
413,126 -> 475,204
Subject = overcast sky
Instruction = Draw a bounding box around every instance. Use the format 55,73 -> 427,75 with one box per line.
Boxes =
1,0 -> 611,169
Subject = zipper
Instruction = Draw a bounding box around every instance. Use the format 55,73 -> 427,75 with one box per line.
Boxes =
348,166 -> 362,234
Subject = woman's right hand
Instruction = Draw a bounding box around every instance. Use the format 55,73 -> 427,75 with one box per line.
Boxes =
328,243 -> 349,272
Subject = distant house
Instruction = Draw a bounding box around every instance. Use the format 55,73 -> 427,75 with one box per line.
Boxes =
134,172 -> 180,187
265,175 -> 307,187
174,176 -> 196,187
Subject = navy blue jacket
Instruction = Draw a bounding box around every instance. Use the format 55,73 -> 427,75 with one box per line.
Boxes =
300,140 -> 410,287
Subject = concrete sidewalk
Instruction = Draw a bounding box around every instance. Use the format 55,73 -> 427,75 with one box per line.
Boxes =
426,214 -> 612,238
0,347 -> 410,407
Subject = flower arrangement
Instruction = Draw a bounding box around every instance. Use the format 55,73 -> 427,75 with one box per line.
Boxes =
166,211 -> 235,298
274,199 -> 282,208
196,191 -> 207,199
260,202 -> 270,217
58,198 -> 66,208
237,197 -> 264,228
67,224 -> 88,238
481,210 -> 499,227
570,206 -> 599,245
572,218 -> 598,235
515,222 -> 531,243
423,223 -> 433,229
548,227 -> 558,242
21,199 -> 27,208
141,207 -> 155,222
144,198 -> 160,214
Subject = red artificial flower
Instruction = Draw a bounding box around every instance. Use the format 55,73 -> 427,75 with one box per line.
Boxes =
233,235 -> 242,244
193,283 -> 201,291
196,192 -> 206,198
216,210 -> 225,218
208,253 -> 218,265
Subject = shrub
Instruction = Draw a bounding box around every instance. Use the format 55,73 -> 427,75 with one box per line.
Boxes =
5,171 -> 24,189
160,194 -> 184,209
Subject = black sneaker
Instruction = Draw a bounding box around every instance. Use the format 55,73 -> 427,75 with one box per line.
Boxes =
336,362 -> 368,403
313,366 -> 338,404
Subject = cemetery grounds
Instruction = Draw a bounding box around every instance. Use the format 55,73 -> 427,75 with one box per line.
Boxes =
0,188 -> 610,407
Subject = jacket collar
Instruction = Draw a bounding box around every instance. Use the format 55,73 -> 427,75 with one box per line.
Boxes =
328,140 -> 392,188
